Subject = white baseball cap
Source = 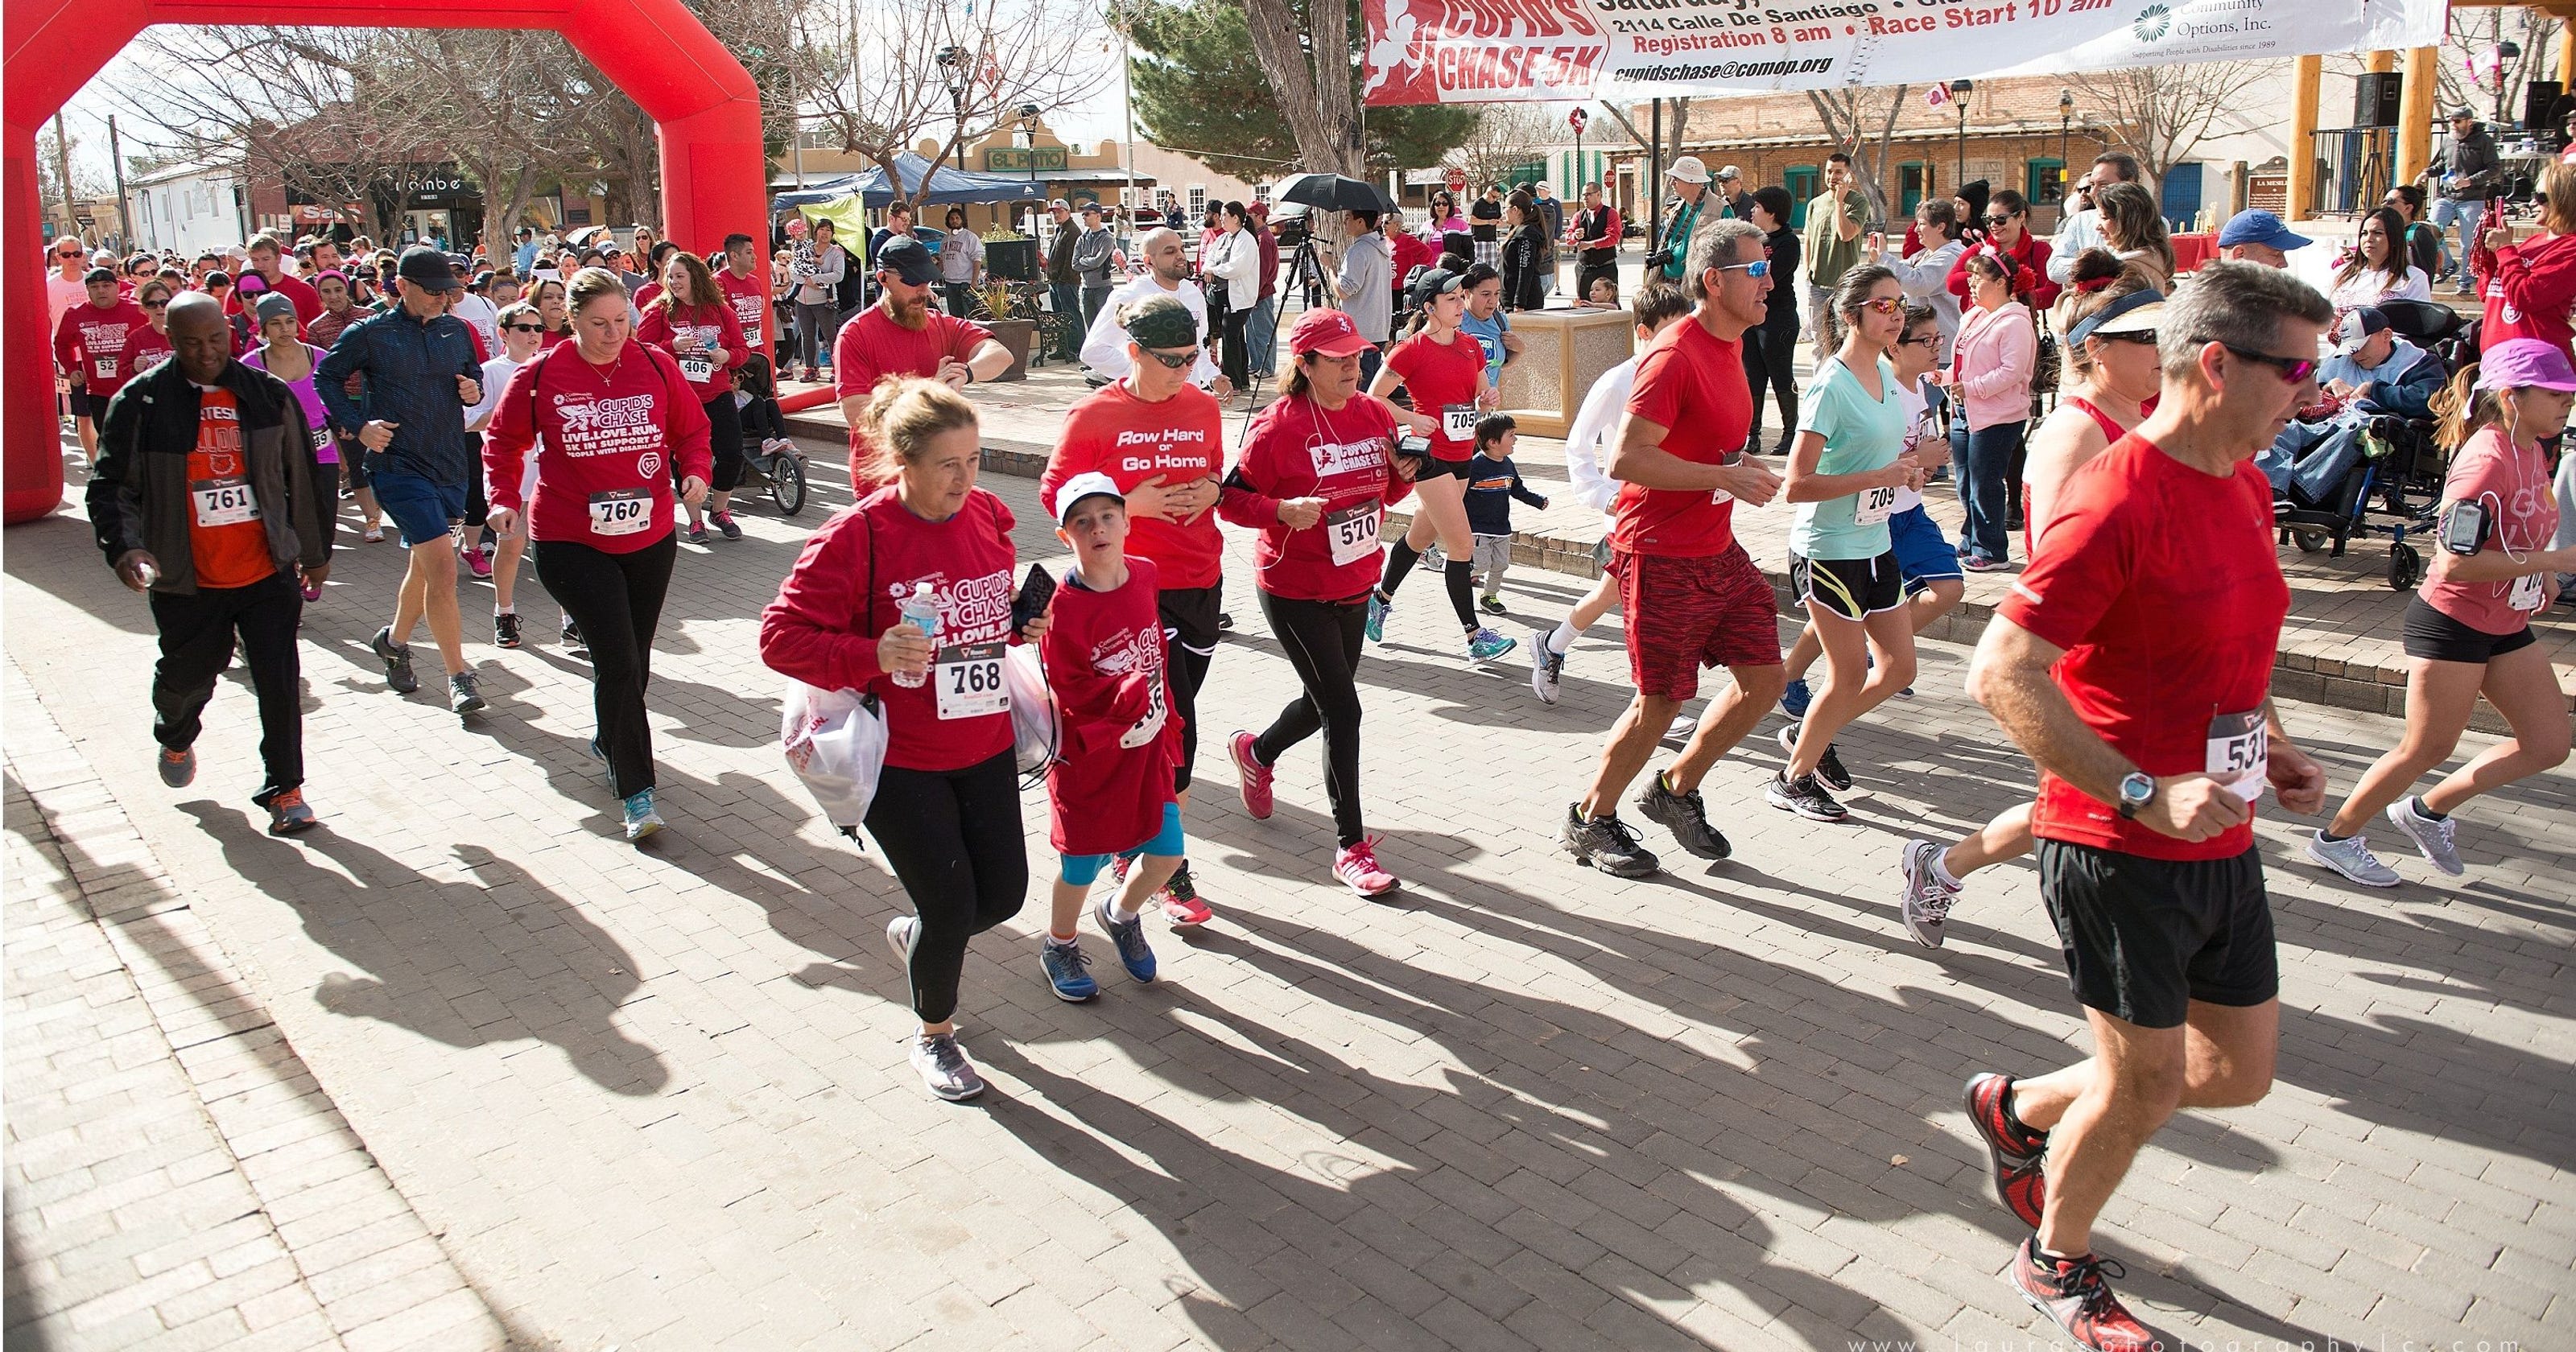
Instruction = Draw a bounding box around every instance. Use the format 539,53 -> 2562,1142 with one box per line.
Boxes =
1053,471 -> 1125,524
1666,155 -> 1711,184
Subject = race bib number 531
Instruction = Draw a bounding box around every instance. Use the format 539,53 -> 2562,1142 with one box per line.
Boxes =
2206,709 -> 2268,803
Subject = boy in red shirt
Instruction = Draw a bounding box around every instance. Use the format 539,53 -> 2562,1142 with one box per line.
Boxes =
1036,473 -> 1186,1000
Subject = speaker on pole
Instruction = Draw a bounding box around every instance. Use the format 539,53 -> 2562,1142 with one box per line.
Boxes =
2354,72 -> 2402,129
2524,79 -> 2563,134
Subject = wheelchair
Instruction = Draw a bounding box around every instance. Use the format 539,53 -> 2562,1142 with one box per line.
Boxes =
2271,300 -> 2470,589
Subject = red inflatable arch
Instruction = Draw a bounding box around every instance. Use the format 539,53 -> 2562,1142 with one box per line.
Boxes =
3,0 -> 768,523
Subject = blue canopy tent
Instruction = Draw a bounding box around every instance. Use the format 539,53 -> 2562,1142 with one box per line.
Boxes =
770,153 -> 1040,211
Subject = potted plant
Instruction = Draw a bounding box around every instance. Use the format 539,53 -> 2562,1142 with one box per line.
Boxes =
972,279 -> 1037,381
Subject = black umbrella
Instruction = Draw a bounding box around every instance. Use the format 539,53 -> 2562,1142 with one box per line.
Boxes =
1275,173 -> 1396,214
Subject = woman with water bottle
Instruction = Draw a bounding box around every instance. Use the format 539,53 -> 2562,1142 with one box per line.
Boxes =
759,377 -> 1052,1103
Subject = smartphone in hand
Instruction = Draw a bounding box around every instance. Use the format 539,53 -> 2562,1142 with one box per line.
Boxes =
1011,563 -> 1058,632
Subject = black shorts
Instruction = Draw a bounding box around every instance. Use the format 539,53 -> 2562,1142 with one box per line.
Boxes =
1790,551 -> 1902,621
65,386 -> 93,420
2037,840 -> 2278,1030
1410,455 -> 1472,482
1158,581 -> 1224,658
2401,594 -> 2535,663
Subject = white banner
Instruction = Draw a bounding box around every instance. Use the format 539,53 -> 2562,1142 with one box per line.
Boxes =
1360,0 -> 2443,105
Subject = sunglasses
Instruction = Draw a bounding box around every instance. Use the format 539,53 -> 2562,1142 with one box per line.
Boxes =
1896,332 -> 1938,347
52,249 -> 80,258
1139,348 -> 1197,369
2097,330 -> 2159,345
504,323 -> 544,333
1984,214 -> 2017,225
1715,259 -> 1771,278
2215,342 -> 2318,384
1859,296 -> 1904,315
142,299 -> 170,310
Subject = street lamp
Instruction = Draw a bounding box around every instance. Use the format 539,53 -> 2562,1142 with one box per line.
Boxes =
1950,79 -> 1975,190
2058,89 -> 2074,211
2496,40 -> 2523,125
935,45 -> 969,180
1018,103 -> 1042,191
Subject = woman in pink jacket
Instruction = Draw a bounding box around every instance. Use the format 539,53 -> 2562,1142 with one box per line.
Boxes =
1938,253 -> 2036,570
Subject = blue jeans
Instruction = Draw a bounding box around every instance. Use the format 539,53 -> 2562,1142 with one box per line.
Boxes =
1049,282 -> 1082,357
1248,299 -> 1278,375
1956,420 -> 2025,563
2433,197 -> 2485,291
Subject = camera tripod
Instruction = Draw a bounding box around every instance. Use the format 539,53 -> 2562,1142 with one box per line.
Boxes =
1234,230 -> 1336,418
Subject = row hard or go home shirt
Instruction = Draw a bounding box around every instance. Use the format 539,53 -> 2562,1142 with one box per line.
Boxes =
1996,435 -> 2290,862
1614,316 -> 1752,558
188,389 -> 276,589
1041,382 -> 1227,590
1791,354 -> 1907,562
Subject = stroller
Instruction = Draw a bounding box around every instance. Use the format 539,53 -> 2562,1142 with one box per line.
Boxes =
733,352 -> 810,516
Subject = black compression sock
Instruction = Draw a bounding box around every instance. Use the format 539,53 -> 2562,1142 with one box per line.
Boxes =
2413,795 -> 2449,822
1443,559 -> 1476,630
1379,540 -> 1422,598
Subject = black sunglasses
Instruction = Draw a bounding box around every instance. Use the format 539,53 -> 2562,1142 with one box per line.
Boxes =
1983,214 -> 2016,225
2213,341 -> 2318,384
1139,348 -> 1196,369
141,299 -> 170,310
503,323 -> 544,333
2097,330 -> 2159,345
1896,332 -> 1938,347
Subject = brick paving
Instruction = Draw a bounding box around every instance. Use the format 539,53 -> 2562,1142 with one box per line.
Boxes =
3,416 -> 2569,1350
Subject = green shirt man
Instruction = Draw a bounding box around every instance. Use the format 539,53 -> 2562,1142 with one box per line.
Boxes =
1802,155 -> 1870,292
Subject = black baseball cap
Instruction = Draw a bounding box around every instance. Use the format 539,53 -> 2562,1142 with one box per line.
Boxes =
875,237 -> 938,286
397,245 -> 460,292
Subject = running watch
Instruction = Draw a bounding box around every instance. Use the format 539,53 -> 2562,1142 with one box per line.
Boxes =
2116,772 -> 2155,820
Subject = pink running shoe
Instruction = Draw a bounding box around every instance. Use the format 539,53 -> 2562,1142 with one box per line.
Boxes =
1157,865 -> 1213,928
465,546 -> 493,579
1334,837 -> 1398,897
1229,730 -> 1273,819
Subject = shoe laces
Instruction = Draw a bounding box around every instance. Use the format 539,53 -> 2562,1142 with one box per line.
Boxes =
624,789 -> 655,818
1340,835 -> 1386,874
1593,814 -> 1646,852
1050,940 -> 1094,976
1165,868 -> 1200,904
919,1032 -> 970,1073
2053,1251 -> 2130,1312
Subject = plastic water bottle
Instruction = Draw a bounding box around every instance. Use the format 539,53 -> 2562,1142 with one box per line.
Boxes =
891,582 -> 939,689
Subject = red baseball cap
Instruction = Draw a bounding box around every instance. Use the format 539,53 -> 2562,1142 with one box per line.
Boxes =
1288,307 -> 1373,358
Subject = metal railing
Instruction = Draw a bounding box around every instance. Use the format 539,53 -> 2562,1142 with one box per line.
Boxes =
2308,126 -> 2396,220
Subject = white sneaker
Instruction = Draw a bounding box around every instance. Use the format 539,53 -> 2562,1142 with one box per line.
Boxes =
1528,628 -> 1563,704
2305,831 -> 2401,888
2385,798 -> 2466,876
1897,839 -> 1959,948
909,1032 -> 986,1101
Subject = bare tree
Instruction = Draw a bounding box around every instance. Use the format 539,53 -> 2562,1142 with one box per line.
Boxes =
1591,97 -> 1694,167
1451,105 -> 1558,194
2437,9 -> 2559,126
797,0 -> 1113,200
1806,84 -> 1910,223
2071,62 -> 2271,195
1236,0 -> 1364,175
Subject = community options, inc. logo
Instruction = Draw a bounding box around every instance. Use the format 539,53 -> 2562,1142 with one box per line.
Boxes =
2132,3 -> 2174,41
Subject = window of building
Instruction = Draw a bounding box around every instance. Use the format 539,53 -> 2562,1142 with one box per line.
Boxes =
2028,158 -> 2066,207
1784,166 -> 1819,229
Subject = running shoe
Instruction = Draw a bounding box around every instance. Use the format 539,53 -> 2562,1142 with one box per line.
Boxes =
361,524 -> 385,544
1775,724 -> 1852,793
1779,676 -> 1813,719
465,546 -> 493,579
886,913 -> 922,968
561,616 -> 587,657
256,786 -> 317,836
1228,731 -> 1274,819
1561,806 -> 1657,877
713,510 -> 742,541
1766,770 -> 1849,822
369,626 -> 419,694
1478,595 -> 1507,616
449,671 -> 487,715
2386,796 -> 2465,876
1217,612 -> 1235,632
2005,1238 -> 2161,1352
1334,837 -> 1399,897
1965,1072 -> 2048,1229
1364,594 -> 1389,644
2304,831 -> 2401,888
1636,776 -> 1730,860
910,1032 -> 986,1102
1039,940 -> 1099,1001
493,611 -> 522,649
1158,866 -> 1214,928
621,788 -> 663,842
1528,630 -> 1564,704
1096,894 -> 1158,981
1963,555 -> 2011,573
1899,839 -> 1959,947
1466,628 -> 1517,663
157,745 -> 196,788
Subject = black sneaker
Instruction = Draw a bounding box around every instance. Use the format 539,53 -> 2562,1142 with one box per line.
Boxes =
1636,775 -> 1730,859
1776,723 -> 1852,793
1217,612 -> 1235,632
1561,806 -> 1658,877
369,626 -> 419,694
493,612 -> 523,649
560,616 -> 587,657
1766,770 -> 1849,822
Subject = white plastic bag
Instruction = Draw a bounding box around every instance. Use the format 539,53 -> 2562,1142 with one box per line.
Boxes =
1005,645 -> 1059,774
781,679 -> 888,828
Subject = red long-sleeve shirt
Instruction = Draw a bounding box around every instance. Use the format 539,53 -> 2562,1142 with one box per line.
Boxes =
2474,230 -> 2576,356
634,298 -> 748,402
53,299 -> 151,400
1042,557 -> 1183,855
1217,392 -> 1412,602
1946,232 -> 2060,312
481,342 -> 712,552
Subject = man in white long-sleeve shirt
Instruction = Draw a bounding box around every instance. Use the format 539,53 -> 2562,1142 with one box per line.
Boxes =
1080,228 -> 1232,397
1874,199 -> 1967,361
2047,151 -> 2141,283
1527,281 -> 1693,704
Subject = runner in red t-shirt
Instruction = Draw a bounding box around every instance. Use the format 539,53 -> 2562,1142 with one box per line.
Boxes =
2306,340 -> 2576,890
1361,267 -> 1514,662
53,269 -> 149,458
832,237 -> 1012,484
634,253 -> 750,542
714,233 -> 773,359
1959,261 -> 2331,1352
759,377 -> 1049,1104
1034,476 -> 1187,1002
1039,295 -> 1226,926
1562,220 -> 1785,880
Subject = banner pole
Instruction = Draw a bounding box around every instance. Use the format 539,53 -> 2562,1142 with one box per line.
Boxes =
1648,97 -> 1662,257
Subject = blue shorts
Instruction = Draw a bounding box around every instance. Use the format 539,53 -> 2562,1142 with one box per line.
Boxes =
1888,505 -> 1962,595
1059,800 -> 1184,886
370,468 -> 468,548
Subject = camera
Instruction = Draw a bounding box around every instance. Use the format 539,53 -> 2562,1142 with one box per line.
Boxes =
1644,247 -> 1675,270
1276,214 -> 1311,248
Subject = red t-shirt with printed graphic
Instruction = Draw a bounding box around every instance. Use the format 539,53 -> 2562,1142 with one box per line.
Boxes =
1042,557 -> 1184,855
186,389 -> 277,589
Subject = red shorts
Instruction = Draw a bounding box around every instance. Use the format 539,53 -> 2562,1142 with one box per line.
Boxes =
1612,544 -> 1783,700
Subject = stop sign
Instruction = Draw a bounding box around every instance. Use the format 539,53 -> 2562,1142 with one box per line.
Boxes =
1445,167 -> 1467,195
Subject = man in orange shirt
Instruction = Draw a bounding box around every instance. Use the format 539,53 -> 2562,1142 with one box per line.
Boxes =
86,293 -> 336,835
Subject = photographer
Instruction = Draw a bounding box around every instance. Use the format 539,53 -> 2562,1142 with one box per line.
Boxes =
1649,157 -> 1715,283
1330,209 -> 1393,385
2047,152 -> 2141,284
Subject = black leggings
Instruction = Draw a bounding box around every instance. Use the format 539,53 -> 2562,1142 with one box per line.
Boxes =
865,749 -> 1028,1024
1220,307 -> 1251,389
695,394 -> 745,494
1743,323 -> 1799,448
1251,592 -> 1368,847
739,391 -> 788,443
1378,538 -> 1478,632
535,531 -> 675,799
151,571 -> 303,798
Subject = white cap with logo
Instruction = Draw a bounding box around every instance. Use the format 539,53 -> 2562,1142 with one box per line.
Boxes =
1666,155 -> 1711,184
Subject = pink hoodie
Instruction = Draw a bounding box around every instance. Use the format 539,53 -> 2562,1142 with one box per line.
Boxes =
1951,299 -> 2037,431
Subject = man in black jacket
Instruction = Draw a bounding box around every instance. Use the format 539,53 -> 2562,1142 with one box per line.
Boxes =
2425,108 -> 2501,296
1043,199 -> 1083,361
88,293 -> 333,835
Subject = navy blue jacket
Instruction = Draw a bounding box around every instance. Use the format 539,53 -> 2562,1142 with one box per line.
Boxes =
315,303 -> 483,485
1463,452 -> 1548,536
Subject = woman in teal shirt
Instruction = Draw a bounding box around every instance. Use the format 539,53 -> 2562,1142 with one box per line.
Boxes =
1770,264 -> 1924,823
